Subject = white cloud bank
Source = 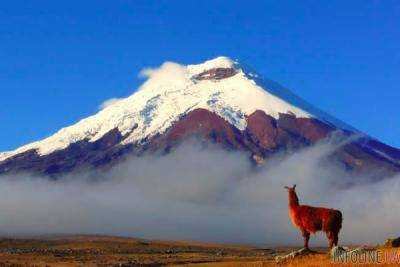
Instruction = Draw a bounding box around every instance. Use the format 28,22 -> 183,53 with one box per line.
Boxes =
0,136 -> 399,247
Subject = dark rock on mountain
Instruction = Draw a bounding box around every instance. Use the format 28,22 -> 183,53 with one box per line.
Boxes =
192,68 -> 238,81
1,109 -> 398,177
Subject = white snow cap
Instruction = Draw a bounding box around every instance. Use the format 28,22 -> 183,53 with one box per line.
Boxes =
187,56 -> 235,74
1,56 -> 334,161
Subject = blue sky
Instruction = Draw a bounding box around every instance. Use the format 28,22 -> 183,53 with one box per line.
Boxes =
1,0 -> 399,150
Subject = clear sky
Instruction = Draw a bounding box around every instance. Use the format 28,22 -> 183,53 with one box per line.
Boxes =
1,0 -> 399,151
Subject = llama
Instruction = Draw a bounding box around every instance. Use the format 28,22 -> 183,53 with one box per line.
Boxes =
284,184 -> 342,249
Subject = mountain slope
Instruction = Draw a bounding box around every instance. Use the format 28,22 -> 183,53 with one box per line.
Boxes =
0,57 -> 399,176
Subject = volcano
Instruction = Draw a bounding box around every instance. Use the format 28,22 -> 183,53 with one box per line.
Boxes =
1,57 -> 399,176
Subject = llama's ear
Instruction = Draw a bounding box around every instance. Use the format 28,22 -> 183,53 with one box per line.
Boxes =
293,184 -> 297,189
284,186 -> 290,190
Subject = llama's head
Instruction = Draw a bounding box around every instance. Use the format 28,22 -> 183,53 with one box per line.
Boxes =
284,184 -> 299,206
284,184 -> 296,193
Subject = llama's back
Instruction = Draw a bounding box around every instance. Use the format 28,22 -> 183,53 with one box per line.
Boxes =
294,205 -> 342,234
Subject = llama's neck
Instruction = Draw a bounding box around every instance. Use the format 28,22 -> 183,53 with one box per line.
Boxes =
288,191 -> 299,208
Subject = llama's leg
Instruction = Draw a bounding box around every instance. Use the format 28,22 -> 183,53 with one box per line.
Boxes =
326,231 -> 334,249
333,230 -> 339,246
301,230 -> 310,249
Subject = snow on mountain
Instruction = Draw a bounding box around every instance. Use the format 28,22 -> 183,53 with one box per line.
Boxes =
0,56 -> 342,162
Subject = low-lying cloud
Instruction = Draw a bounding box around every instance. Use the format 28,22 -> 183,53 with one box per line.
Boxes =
0,135 -> 399,247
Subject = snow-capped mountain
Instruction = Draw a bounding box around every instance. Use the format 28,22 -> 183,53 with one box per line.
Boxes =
1,57 -> 399,176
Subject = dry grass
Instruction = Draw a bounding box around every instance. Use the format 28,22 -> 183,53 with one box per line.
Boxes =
177,248 -> 400,267
0,234 -> 275,266
0,235 -> 399,266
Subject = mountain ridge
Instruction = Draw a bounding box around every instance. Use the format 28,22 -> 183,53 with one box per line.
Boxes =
0,56 -> 399,176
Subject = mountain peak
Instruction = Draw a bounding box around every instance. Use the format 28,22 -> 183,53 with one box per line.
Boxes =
0,57 -> 344,162
187,56 -> 236,74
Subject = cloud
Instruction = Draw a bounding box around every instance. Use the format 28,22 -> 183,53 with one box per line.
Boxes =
0,136 -> 399,247
99,98 -> 123,110
138,62 -> 184,78
137,62 -> 189,91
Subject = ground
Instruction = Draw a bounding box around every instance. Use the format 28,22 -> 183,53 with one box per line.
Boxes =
0,235 -> 398,266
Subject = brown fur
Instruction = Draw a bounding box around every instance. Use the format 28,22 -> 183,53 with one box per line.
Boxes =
285,185 -> 342,249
